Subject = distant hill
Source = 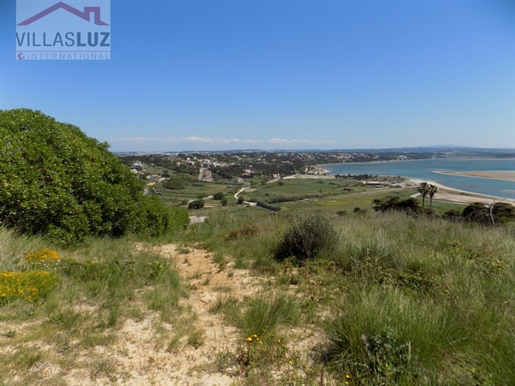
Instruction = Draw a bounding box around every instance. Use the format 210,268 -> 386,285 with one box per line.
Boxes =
113,146 -> 514,156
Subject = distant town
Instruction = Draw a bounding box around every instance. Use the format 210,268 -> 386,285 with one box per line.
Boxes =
117,147 -> 514,183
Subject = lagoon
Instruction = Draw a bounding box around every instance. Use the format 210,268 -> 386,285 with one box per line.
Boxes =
323,158 -> 515,200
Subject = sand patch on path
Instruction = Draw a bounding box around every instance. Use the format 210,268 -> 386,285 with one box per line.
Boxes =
81,243 -> 263,385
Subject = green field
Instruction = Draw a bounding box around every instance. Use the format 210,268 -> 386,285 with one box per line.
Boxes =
152,175 -> 466,217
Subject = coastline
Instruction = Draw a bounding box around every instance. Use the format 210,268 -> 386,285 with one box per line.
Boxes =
321,157 -> 515,167
314,163 -> 515,205
319,158 -> 515,203
405,178 -> 515,206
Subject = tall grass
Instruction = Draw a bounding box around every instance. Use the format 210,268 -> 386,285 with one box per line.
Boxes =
185,208 -> 515,384
225,294 -> 301,338
324,288 -> 463,383
3,205 -> 515,384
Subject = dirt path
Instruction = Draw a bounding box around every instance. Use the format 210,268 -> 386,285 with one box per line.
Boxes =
74,244 -> 263,385
2,244 -> 329,385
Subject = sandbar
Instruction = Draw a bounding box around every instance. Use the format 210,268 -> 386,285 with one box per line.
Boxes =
438,170 -> 515,182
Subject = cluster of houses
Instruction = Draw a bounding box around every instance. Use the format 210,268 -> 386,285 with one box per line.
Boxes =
124,151 -> 416,185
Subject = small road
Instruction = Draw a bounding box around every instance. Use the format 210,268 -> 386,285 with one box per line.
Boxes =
234,186 -> 256,206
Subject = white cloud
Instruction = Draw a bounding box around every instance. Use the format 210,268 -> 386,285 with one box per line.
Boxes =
183,137 -> 264,144
268,138 -> 337,145
112,136 -> 183,143
107,135 -> 336,150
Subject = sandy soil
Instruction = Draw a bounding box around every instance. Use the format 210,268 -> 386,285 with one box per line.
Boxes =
0,246 -> 258,385
86,244 -> 262,386
0,243 -> 331,385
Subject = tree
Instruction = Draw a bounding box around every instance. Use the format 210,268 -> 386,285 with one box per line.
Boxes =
462,202 -> 489,224
462,202 -> 515,225
417,182 -> 429,208
428,184 -> 438,209
221,197 -> 228,206
372,197 -> 421,215
163,176 -> 185,190
237,196 -> 244,205
491,202 -> 515,224
188,199 -> 205,209
0,109 -> 179,244
213,192 -> 224,200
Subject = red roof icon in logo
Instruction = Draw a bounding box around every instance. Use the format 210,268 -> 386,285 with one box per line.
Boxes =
17,2 -> 108,26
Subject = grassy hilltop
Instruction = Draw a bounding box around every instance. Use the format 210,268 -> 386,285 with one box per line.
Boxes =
1,110 -> 514,385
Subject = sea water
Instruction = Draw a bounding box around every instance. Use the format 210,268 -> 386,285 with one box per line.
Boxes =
323,158 -> 515,200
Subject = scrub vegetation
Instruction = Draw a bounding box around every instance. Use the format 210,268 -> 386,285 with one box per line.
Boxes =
1,110 -> 514,385
0,109 -> 189,244
186,209 -> 515,385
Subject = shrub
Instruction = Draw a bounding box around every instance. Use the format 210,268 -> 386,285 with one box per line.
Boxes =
444,209 -> 461,221
188,199 -> 205,209
0,109 -> 173,244
255,201 -> 281,212
167,206 -> 190,231
274,213 -> 338,262
324,289 -> 462,383
267,194 -> 320,204
226,295 -> 300,338
24,248 -> 60,263
0,271 -> 59,303
213,192 -> 224,200
373,197 -> 421,215
462,202 -> 515,225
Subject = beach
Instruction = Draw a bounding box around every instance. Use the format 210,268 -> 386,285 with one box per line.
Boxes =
312,164 -> 515,205
405,179 -> 515,206
321,159 -> 515,202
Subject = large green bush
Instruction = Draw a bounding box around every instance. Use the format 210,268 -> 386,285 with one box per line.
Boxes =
0,109 -> 183,243
188,199 -> 205,209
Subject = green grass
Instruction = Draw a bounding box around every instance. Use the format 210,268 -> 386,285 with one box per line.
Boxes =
0,228 -> 188,384
185,208 -> 515,384
225,294 -> 301,338
152,175 -> 466,220
2,178 -> 514,385
154,180 -> 237,206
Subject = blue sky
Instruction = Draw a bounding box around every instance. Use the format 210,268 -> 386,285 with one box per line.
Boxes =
1,0 -> 514,151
